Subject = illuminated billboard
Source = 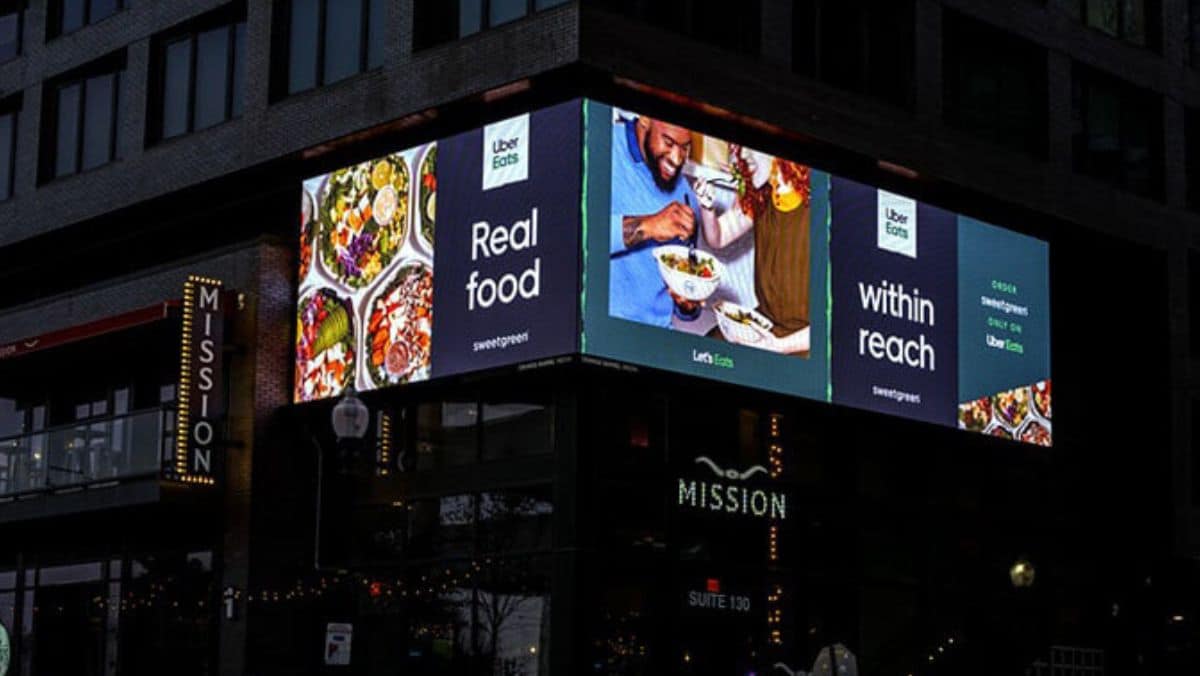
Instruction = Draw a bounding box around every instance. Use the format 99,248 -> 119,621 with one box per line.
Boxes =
295,101 -> 582,402
579,101 -> 1051,445
294,98 -> 1051,445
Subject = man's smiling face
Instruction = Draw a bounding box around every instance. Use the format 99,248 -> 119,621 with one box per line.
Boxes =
641,119 -> 692,190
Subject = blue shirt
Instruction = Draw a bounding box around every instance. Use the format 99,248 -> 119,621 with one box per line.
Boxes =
609,119 -> 702,327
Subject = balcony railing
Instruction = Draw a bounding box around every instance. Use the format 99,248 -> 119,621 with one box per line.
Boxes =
0,408 -> 174,497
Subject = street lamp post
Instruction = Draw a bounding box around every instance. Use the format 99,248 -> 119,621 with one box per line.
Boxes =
315,386 -> 370,570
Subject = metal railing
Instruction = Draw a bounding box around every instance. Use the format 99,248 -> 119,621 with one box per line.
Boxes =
0,408 -> 174,497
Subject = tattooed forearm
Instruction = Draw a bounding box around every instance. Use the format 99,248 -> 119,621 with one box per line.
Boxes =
622,216 -> 647,247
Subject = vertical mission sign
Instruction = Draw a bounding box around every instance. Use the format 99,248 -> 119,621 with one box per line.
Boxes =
173,275 -> 225,484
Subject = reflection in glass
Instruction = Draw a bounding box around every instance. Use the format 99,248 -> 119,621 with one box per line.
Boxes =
89,0 -> 120,24
288,0 -> 320,93
231,23 -> 246,118
416,401 -> 477,468
399,557 -> 551,674
482,400 -> 553,460
406,496 -> 475,559
367,0 -> 386,68
0,111 -> 11,201
323,0 -> 364,84
161,38 -> 190,139
80,72 -> 115,171
489,0 -> 527,27
478,489 -> 554,553
60,0 -> 85,34
194,27 -> 230,130
458,0 -> 482,36
1086,0 -> 1119,36
38,562 -> 103,586
55,82 -> 81,177
120,552 -> 215,676
0,11 -> 18,61
0,398 -> 22,439
0,409 -> 169,494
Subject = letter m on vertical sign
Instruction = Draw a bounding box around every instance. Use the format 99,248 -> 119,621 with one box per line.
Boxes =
172,276 -> 226,485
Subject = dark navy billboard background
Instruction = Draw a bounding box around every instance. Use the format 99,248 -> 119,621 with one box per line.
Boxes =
430,101 -> 582,377
829,177 -> 959,427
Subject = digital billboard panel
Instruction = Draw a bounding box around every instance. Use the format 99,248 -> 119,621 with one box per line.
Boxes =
295,100 -> 582,403
580,103 -> 831,403
580,100 -> 1051,445
293,97 -> 1051,444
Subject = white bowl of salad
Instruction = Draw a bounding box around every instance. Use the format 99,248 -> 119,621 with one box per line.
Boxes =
653,244 -> 723,302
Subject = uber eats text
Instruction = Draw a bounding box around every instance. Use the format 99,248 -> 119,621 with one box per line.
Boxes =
467,207 -> 541,310
857,279 -> 938,371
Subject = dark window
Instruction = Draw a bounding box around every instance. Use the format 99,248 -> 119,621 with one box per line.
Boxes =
793,0 -> 915,107
582,0 -> 760,55
79,71 -> 114,171
0,101 -> 15,201
0,1 -> 24,62
943,12 -> 1048,157
53,82 -> 82,177
149,8 -> 246,143
413,0 -> 571,50
1191,0 -> 1200,66
1190,250 -> 1200,358
1190,396 -> 1200,509
41,55 -> 123,181
1072,65 -> 1162,198
275,0 -> 385,98
1188,109 -> 1200,210
47,0 -> 122,39
1068,0 -> 1159,49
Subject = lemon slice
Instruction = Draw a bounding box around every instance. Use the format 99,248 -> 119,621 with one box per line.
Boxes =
371,161 -> 393,190
425,192 -> 436,223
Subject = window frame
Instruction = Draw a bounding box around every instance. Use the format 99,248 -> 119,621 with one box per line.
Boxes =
47,0 -> 124,39
277,0 -> 384,98
56,74 -> 118,177
942,10 -> 1049,158
149,15 -> 246,144
40,56 -> 124,183
413,0 -> 572,51
1190,0 -> 1200,66
1071,65 -> 1163,199
0,102 -> 16,201
1075,0 -> 1159,49
0,1 -> 25,63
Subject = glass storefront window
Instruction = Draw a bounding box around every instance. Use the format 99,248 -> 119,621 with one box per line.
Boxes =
120,552 -> 215,676
481,397 -> 553,460
393,556 -> 551,674
32,563 -> 108,676
416,401 -> 478,469
478,487 -> 554,554
406,495 -> 476,560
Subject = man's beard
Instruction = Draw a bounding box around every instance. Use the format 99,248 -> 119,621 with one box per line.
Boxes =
644,135 -> 682,192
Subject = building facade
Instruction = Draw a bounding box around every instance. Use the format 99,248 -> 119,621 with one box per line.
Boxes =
0,1 -> 1196,674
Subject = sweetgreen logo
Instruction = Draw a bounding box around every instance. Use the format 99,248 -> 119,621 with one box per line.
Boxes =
692,349 -> 734,369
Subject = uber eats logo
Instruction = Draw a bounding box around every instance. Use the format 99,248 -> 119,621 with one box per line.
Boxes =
877,189 -> 917,259
482,113 -> 529,191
